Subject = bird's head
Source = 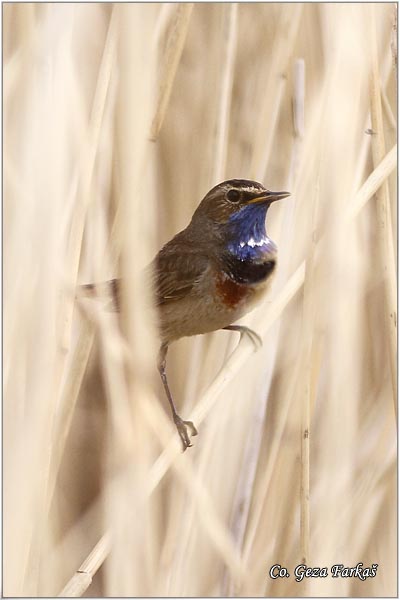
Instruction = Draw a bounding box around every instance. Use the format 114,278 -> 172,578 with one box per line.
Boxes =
193,179 -> 290,225
190,179 -> 290,251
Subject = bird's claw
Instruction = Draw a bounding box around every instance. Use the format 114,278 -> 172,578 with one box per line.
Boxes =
240,327 -> 262,349
224,325 -> 262,350
174,414 -> 198,451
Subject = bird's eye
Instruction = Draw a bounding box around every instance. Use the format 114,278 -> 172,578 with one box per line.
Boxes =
227,189 -> 241,203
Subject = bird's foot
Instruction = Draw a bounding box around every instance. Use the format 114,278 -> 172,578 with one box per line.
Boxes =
173,414 -> 198,452
223,325 -> 262,349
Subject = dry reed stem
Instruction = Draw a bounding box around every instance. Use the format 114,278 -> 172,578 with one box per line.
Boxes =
213,3 -> 238,181
242,362 -> 303,576
222,56 -> 306,597
292,59 -> 313,571
299,179 -> 319,567
101,6 -> 159,595
151,262 -> 306,487
369,7 -> 397,416
3,5 -> 37,107
202,147 -> 397,576
150,3 -> 194,140
381,86 -> 397,130
60,9 -> 117,350
346,144 -> 397,220
59,388 -> 247,597
143,397 -> 247,584
5,5 -> 396,596
293,59 -> 305,139
60,261 -> 304,594
51,0 -> 192,541
14,8 -> 117,592
149,141 -> 396,484
241,57 -> 308,580
160,8 -> 239,587
152,4 -> 176,45
57,6 -> 197,592
58,533 -> 112,597
339,418 -> 396,560
48,316 -> 95,501
391,3 -> 397,71
111,4 -> 193,244
250,4 -> 303,181
40,135 -> 400,598
47,8 -> 117,503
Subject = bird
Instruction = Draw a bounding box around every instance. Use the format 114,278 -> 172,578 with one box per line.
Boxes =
81,179 -> 290,451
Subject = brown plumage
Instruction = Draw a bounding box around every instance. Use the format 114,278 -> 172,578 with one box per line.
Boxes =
81,179 -> 290,450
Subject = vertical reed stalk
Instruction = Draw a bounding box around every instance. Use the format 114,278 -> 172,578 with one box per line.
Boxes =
213,3 -> 238,181
369,5 -> 397,418
299,181 -> 319,568
150,4 -> 194,140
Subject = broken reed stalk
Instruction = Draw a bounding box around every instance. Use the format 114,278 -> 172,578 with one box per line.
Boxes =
369,7 -> 397,418
60,141 -> 397,597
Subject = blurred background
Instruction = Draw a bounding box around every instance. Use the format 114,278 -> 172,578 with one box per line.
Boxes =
3,3 -> 397,597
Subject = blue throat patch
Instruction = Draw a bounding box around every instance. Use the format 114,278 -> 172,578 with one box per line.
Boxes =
226,203 -> 276,261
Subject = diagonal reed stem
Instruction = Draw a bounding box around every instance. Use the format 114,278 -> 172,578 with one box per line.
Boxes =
58,141 -> 397,596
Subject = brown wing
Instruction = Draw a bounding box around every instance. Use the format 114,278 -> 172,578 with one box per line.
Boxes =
151,245 -> 209,306
80,240 -> 209,310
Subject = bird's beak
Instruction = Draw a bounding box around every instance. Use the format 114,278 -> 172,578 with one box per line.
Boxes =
248,190 -> 291,204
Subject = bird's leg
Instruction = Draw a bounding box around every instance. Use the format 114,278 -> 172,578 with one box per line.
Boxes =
223,325 -> 262,349
157,343 -> 198,451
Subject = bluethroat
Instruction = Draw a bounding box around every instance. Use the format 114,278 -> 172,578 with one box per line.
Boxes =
82,179 -> 290,450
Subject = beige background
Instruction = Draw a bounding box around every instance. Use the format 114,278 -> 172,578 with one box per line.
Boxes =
4,3 -> 397,597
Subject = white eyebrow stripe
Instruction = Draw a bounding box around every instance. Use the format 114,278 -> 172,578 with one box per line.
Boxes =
243,186 -> 263,193
226,185 -> 264,194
